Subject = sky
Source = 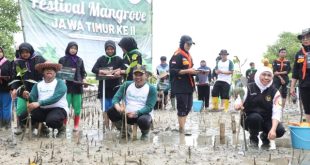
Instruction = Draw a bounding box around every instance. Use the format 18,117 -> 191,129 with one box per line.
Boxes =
152,0 -> 310,73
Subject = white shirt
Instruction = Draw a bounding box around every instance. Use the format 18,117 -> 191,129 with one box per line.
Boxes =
37,79 -> 69,114
216,60 -> 233,84
125,83 -> 150,113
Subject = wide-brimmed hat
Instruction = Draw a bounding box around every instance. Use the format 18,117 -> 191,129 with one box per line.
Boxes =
35,62 -> 62,73
133,65 -> 146,74
297,28 -> 310,40
219,49 -> 229,55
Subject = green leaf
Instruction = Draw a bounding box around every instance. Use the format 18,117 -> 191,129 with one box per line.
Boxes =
132,54 -> 138,60
16,66 -> 27,77
129,61 -> 138,68
126,67 -> 131,75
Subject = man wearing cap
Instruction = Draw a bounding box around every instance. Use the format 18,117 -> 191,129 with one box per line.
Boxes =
290,28 -> 310,122
272,48 -> 291,111
211,49 -> 234,112
118,37 -> 143,81
92,40 -> 123,130
107,65 -> 157,140
169,35 -> 198,133
156,56 -> 170,110
10,43 -> 46,134
20,62 -> 68,137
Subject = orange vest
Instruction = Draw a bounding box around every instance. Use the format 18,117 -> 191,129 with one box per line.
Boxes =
174,48 -> 194,87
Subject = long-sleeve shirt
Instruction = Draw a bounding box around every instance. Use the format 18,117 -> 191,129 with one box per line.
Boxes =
0,58 -> 12,92
112,81 -> 157,116
30,78 -> 69,114
58,55 -> 87,94
92,55 -> 123,99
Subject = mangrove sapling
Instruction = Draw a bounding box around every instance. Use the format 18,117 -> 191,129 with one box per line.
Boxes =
9,66 -> 37,140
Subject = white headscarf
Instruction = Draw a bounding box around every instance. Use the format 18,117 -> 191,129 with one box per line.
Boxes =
254,66 -> 274,93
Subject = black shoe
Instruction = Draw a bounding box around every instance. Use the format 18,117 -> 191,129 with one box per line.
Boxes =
249,136 -> 259,147
260,133 -> 270,147
40,124 -> 50,136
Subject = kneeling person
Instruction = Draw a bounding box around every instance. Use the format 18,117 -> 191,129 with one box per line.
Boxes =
108,65 -> 157,140
235,67 -> 285,149
21,62 -> 68,137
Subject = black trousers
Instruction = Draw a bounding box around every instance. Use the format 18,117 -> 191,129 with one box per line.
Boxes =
19,107 -> 67,129
176,93 -> 193,116
197,84 -> 210,108
107,107 -> 152,131
273,80 -> 288,99
241,112 -> 285,138
211,81 -> 230,99
300,87 -> 310,115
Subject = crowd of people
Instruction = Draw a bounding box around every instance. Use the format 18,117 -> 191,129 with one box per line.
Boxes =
0,28 -> 309,147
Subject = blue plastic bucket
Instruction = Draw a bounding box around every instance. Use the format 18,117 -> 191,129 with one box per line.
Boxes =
192,100 -> 203,112
289,126 -> 310,150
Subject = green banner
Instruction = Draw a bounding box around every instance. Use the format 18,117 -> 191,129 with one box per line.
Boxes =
20,0 -> 152,72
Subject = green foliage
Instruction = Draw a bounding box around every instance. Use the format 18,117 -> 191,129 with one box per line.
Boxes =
0,0 -> 21,60
15,65 -> 27,77
263,32 -> 300,65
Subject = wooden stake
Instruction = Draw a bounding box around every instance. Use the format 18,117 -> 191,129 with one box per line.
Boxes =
132,124 -> 138,140
231,115 -> 236,134
220,122 -> 225,144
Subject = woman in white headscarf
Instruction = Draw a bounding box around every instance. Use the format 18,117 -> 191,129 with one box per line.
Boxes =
235,66 -> 285,149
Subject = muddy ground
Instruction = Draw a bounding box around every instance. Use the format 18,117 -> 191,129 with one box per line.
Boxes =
0,90 -> 309,165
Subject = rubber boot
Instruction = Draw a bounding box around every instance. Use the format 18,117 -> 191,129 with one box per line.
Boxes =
56,124 -> 66,138
211,97 -> 219,110
223,99 -> 229,112
73,116 -> 80,132
141,130 -> 150,140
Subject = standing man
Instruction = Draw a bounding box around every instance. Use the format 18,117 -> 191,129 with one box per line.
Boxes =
195,60 -> 211,108
245,62 -> 257,83
118,36 -> 143,81
272,48 -> 291,111
211,49 -> 234,112
156,56 -> 170,109
291,28 -> 310,122
169,35 -> 197,133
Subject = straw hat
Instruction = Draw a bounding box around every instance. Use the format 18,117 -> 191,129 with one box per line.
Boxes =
35,62 -> 62,73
